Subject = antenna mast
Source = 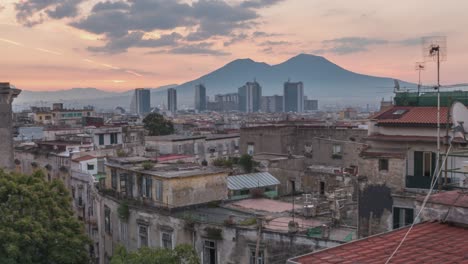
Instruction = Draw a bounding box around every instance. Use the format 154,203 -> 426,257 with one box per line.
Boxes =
415,62 -> 425,96
422,36 -> 447,188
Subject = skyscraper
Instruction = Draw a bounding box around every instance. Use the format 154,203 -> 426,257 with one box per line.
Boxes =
130,88 -> 151,115
283,81 -> 304,113
238,81 -> 262,113
261,95 -> 283,113
194,84 -> 206,112
167,88 -> 177,113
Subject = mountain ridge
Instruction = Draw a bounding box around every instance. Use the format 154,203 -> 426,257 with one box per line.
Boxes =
14,54 -> 415,109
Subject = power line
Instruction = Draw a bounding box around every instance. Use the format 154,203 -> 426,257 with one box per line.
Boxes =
384,143 -> 452,264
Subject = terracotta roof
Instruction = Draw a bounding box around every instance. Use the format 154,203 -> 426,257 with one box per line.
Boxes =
417,190 -> 468,209
371,106 -> 451,126
288,221 -> 468,264
72,155 -> 96,162
366,134 -> 443,143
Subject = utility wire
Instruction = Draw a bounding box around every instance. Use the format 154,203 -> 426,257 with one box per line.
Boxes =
384,143 -> 452,264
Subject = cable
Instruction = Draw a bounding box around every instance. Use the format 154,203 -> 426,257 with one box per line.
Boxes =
384,143 -> 452,264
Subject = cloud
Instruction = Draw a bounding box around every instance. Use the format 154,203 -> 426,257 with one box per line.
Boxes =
313,36 -> 429,55
313,37 -> 388,55
240,0 -> 285,8
258,40 -> 289,46
252,31 -> 283,38
91,1 -> 130,12
46,0 -> 81,19
397,37 -> 422,46
154,42 -> 230,56
261,47 -> 273,54
185,0 -> 260,41
88,32 -> 183,53
223,33 -> 249,46
16,0 -> 284,54
15,0 -> 83,26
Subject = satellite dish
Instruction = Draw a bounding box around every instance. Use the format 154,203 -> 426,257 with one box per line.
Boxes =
450,101 -> 468,137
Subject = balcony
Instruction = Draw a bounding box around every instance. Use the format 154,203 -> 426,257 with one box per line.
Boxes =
406,175 -> 453,189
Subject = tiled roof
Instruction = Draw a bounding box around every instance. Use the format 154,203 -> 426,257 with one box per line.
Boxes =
72,155 -> 96,162
227,172 -> 280,190
288,221 -> 468,264
366,134 -> 441,143
418,190 -> 468,209
370,106 -> 451,126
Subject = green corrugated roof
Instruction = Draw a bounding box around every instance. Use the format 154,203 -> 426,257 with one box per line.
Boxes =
94,174 -> 106,180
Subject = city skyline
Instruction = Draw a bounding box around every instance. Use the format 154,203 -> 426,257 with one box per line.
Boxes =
1,0 -> 468,91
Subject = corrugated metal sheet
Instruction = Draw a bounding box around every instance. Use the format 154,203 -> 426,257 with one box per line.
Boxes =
227,172 -> 280,190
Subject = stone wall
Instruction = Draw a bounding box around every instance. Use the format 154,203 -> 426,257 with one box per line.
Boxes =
97,194 -> 344,264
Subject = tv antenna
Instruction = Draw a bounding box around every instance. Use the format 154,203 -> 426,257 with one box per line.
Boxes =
415,62 -> 425,95
422,36 -> 447,187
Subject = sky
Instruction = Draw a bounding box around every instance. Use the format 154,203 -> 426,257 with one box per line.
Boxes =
1,0 -> 467,92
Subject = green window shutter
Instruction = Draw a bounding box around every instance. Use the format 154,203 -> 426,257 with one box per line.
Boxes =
431,152 -> 437,177
414,151 -> 423,176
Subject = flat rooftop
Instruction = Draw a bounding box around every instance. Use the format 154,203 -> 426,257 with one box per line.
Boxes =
226,198 -> 302,213
106,157 -> 226,179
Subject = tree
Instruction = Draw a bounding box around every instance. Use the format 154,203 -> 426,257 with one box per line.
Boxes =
239,154 -> 257,173
0,170 -> 90,264
143,113 -> 175,136
110,244 -> 200,264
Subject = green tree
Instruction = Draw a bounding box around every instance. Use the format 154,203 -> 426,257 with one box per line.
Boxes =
239,154 -> 256,173
110,244 -> 200,264
143,113 -> 175,136
0,170 -> 90,264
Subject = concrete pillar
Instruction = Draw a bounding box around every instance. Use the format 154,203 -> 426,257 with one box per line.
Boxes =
0,83 -> 21,170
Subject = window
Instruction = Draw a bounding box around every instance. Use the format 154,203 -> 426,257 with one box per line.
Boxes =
141,176 -> 152,199
119,220 -> 128,244
177,145 -> 183,154
392,109 -> 407,115
138,225 -> 149,248
110,133 -> 118,144
423,152 -> 432,177
250,249 -> 264,264
155,180 -> 163,201
393,207 -> 414,229
247,143 -> 254,155
414,151 -> 435,179
87,163 -> 95,171
332,144 -> 342,155
320,181 -> 325,195
99,134 -> 104,145
161,232 -> 173,249
203,240 -> 217,264
379,159 -> 389,171
104,206 -> 111,235
111,169 -> 118,190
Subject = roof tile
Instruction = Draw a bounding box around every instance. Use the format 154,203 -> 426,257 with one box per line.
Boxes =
289,222 -> 468,264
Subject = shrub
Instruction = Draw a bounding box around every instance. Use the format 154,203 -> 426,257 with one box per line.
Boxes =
142,161 -> 154,170
118,201 -> 130,221
239,218 -> 257,226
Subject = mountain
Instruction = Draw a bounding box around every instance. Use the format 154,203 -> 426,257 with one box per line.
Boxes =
174,53 -> 415,106
14,85 -> 178,111
13,54 -> 414,110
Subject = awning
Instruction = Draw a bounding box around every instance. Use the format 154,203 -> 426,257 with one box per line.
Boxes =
227,172 -> 280,190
